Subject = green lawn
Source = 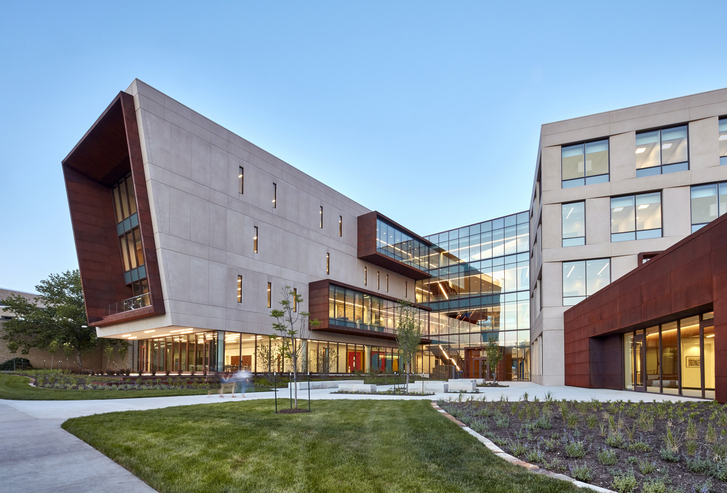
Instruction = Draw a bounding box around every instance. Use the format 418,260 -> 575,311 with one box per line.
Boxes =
0,373 -> 213,400
62,400 -> 577,493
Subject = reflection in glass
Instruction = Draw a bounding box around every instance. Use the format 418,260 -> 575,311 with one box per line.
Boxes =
661,126 -> 688,165
705,323 -> 715,399
562,144 -> 584,181
611,196 -> 635,233
680,316 -> 701,397
635,192 -> 661,233
635,131 -> 660,170
720,118 -> 727,165
661,321 -> 678,394
586,259 -> 610,296
691,184 -> 718,227
562,261 -> 586,306
624,332 -> 634,390
562,202 -> 585,247
646,326 -> 660,392
585,140 -> 608,176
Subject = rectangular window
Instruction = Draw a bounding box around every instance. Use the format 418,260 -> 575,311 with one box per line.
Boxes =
720,118 -> 727,166
339,215 -> 343,237
405,281 -> 408,298
267,282 -> 271,308
562,201 -> 585,247
293,288 -> 298,312
562,139 -> 609,188
635,125 -> 688,177
253,226 -> 259,253
272,183 -> 277,208
239,167 -> 244,194
562,258 -> 610,306
611,192 -> 662,242
377,271 -> 380,290
237,276 -> 242,303
320,206 -> 324,228
691,182 -> 727,232
364,266 -> 367,286
386,274 -> 389,292
326,253 -> 330,274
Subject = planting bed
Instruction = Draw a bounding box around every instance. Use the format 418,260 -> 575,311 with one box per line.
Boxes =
441,396 -> 727,493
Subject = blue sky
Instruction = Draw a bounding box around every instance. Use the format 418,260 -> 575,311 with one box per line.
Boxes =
2,1 -> 727,293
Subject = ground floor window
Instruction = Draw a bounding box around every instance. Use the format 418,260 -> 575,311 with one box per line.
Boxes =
624,312 -> 715,399
132,330 -> 529,381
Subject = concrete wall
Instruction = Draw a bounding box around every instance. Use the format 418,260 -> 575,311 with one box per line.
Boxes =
97,79 -> 415,344
530,88 -> 727,386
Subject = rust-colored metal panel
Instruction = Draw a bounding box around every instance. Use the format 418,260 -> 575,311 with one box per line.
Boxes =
62,91 -> 165,327
564,213 -> 727,401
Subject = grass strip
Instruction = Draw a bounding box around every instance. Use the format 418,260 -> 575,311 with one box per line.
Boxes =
62,399 -> 577,492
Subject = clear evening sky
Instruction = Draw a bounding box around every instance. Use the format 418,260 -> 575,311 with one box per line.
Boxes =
2,1 -> 726,293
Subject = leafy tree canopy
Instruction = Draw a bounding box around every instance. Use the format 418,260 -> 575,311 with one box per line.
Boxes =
0,270 -> 97,367
395,301 -> 423,392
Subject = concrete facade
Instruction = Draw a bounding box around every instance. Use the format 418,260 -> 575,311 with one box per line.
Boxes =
530,88 -> 727,386
82,80 -> 418,354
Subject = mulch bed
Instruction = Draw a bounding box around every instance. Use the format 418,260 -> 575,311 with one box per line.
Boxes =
441,397 -> 727,492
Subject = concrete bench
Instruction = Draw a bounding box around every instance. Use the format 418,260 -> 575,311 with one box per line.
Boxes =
337,383 -> 377,393
448,380 -> 476,392
414,381 -> 448,393
288,380 -> 364,391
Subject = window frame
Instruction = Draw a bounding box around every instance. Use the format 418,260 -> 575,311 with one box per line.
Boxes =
326,252 -> 330,274
561,201 -> 586,247
237,275 -> 242,303
719,117 -> 727,166
267,282 -> 271,308
562,258 -> 611,306
635,125 -> 689,177
320,206 -> 324,229
272,183 -> 277,209
690,181 -> 727,232
561,138 -> 610,189
253,226 -> 259,253
239,167 -> 244,194
339,215 -> 343,237
610,191 -> 663,242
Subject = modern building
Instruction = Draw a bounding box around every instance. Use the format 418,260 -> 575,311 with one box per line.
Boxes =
63,80 -> 727,400
529,88 -> 727,400
62,80 -> 530,380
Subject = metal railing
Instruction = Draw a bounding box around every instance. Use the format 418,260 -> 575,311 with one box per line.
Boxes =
106,293 -> 151,316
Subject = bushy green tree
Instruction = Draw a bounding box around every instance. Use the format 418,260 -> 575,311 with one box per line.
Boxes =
271,287 -> 319,409
395,301 -> 423,393
1,270 -> 93,368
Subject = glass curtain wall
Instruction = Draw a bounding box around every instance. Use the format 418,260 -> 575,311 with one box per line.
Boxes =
623,313 -> 714,399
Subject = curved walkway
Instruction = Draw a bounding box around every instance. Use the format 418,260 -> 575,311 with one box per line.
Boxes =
0,382 -> 705,492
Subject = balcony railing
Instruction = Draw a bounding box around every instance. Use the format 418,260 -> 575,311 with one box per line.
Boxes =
106,293 -> 151,316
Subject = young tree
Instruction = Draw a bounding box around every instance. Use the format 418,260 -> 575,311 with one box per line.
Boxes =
270,287 -> 319,409
485,340 -> 503,383
255,335 -> 279,376
0,270 -> 95,368
395,301 -> 423,393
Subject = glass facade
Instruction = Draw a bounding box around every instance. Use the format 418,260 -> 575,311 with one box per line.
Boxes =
111,173 -> 149,300
376,218 -> 437,272
720,118 -> 727,166
562,259 -> 610,306
635,126 -> 689,177
623,312 -> 715,399
416,211 -> 531,381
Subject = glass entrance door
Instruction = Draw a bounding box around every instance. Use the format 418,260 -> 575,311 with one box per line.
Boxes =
634,333 -> 646,392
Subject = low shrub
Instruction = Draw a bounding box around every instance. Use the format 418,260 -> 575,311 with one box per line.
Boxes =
0,358 -> 33,371
597,446 -> 617,465
564,437 -> 587,458
568,463 -> 593,483
611,470 -> 637,493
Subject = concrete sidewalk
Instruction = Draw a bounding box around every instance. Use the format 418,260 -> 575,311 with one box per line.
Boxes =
0,381 -> 706,493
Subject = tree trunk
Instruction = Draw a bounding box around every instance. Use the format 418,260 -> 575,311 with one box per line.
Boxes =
406,361 -> 410,393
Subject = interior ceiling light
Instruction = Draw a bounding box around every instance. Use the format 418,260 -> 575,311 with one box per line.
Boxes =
566,207 -> 573,220
638,204 -> 650,209
144,330 -> 155,333
661,143 -> 672,149
121,334 -> 131,337
719,134 -> 727,141
597,262 -> 609,276
567,266 -> 575,278
635,148 -> 646,154
613,207 -> 624,212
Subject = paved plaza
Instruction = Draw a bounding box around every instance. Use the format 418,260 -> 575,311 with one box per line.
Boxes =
0,381 -> 707,492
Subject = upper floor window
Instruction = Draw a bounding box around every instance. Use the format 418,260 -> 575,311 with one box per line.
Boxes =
253,226 -> 259,253
237,275 -> 242,303
562,201 -> 585,247
320,206 -> 324,228
326,253 -> 330,274
364,266 -> 367,286
339,215 -> 343,237
377,271 -> 380,290
691,182 -> 727,232
562,139 -> 609,188
239,167 -> 244,194
635,126 -> 688,177
272,183 -> 277,208
386,274 -> 389,292
267,282 -> 271,308
611,192 -> 662,242
563,258 -> 610,306
293,288 -> 298,312
719,118 -> 727,166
